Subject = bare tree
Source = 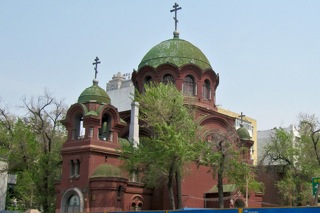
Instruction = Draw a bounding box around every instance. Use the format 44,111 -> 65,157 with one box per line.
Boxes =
0,91 -> 67,212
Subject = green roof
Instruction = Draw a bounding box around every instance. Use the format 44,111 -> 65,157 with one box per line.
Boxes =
138,38 -> 211,70
91,164 -> 122,178
118,138 -> 130,146
208,184 -> 236,193
237,126 -> 251,141
78,80 -> 111,104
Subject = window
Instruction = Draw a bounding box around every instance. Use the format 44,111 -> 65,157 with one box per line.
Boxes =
62,188 -> 84,213
143,76 -> 153,92
131,196 -> 143,211
144,76 -> 152,85
99,114 -> 112,141
131,202 -> 143,211
183,75 -> 196,96
70,159 -> 80,178
163,74 -> 175,84
72,113 -> 85,140
65,195 -> 80,213
202,79 -> 211,100
117,186 -> 123,200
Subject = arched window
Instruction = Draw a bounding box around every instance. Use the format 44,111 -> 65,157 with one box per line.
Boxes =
99,114 -> 112,141
144,76 -> 152,85
130,196 -> 143,211
143,76 -> 153,92
202,79 -> 211,100
117,186 -> 123,199
65,194 -> 80,213
183,75 -> 196,96
72,112 -> 85,140
61,188 -> 84,213
163,74 -> 175,85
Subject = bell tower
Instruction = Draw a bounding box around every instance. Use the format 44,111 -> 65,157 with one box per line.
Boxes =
55,58 -> 127,213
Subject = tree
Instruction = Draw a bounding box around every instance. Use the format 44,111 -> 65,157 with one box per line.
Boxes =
298,113 -> 320,205
199,127 -> 262,208
0,91 -> 67,212
262,126 -> 313,206
121,83 -> 201,210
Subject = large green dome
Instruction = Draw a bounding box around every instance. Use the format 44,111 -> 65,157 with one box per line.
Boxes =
138,37 -> 211,70
78,80 -> 111,104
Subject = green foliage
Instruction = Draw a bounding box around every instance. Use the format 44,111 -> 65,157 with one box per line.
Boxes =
121,83 -> 202,209
0,91 -> 66,212
262,120 -> 320,206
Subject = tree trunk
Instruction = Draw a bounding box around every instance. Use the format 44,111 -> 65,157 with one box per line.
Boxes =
176,169 -> 182,209
168,162 -> 176,210
218,153 -> 225,208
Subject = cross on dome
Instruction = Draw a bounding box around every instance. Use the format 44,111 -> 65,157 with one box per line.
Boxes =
170,3 -> 182,38
93,56 -> 101,79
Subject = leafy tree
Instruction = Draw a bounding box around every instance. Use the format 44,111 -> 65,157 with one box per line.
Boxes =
262,126 -> 313,206
121,83 -> 201,210
200,128 -> 262,208
0,91 -> 67,212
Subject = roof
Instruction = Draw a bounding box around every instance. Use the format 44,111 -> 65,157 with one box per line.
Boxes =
138,37 -> 211,70
91,164 -> 122,178
207,184 -> 237,193
237,125 -> 251,141
78,80 -> 111,104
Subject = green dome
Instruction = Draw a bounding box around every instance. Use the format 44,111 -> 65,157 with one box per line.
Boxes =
237,125 -> 251,141
138,38 -> 211,70
91,164 -> 122,178
78,80 -> 111,104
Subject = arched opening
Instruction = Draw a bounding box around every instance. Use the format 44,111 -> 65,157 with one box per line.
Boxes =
72,112 -> 85,140
117,186 -> 123,199
202,79 -> 211,100
143,76 -> 153,92
163,74 -> 175,85
130,196 -> 143,211
70,159 -> 80,178
183,75 -> 196,96
61,188 -> 84,213
144,76 -> 152,85
99,113 -> 112,141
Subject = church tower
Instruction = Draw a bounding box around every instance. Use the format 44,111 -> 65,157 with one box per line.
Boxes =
55,58 -> 132,213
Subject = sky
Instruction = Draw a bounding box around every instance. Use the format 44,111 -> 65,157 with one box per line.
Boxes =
1,0 -> 320,130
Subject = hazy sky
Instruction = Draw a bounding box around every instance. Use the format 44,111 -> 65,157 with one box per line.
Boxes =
1,1 -> 320,130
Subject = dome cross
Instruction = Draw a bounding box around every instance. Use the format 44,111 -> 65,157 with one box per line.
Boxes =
170,3 -> 182,33
239,112 -> 246,125
93,56 -> 101,79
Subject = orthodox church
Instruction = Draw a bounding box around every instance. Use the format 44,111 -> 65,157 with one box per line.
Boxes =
55,4 -> 260,213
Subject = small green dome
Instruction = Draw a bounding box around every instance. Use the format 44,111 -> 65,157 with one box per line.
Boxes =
237,125 -> 251,141
91,164 -> 122,178
78,80 -> 111,104
138,38 -> 211,70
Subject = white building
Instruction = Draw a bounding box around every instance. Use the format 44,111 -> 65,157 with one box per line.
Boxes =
106,72 -> 134,112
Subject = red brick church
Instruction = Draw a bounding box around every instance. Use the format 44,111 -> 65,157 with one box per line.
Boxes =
54,4 -> 261,213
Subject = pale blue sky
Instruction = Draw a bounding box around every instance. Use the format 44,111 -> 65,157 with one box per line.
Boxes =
1,1 -> 320,130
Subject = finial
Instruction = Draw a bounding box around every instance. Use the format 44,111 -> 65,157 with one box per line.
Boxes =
93,56 -> 101,80
170,3 -> 182,38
